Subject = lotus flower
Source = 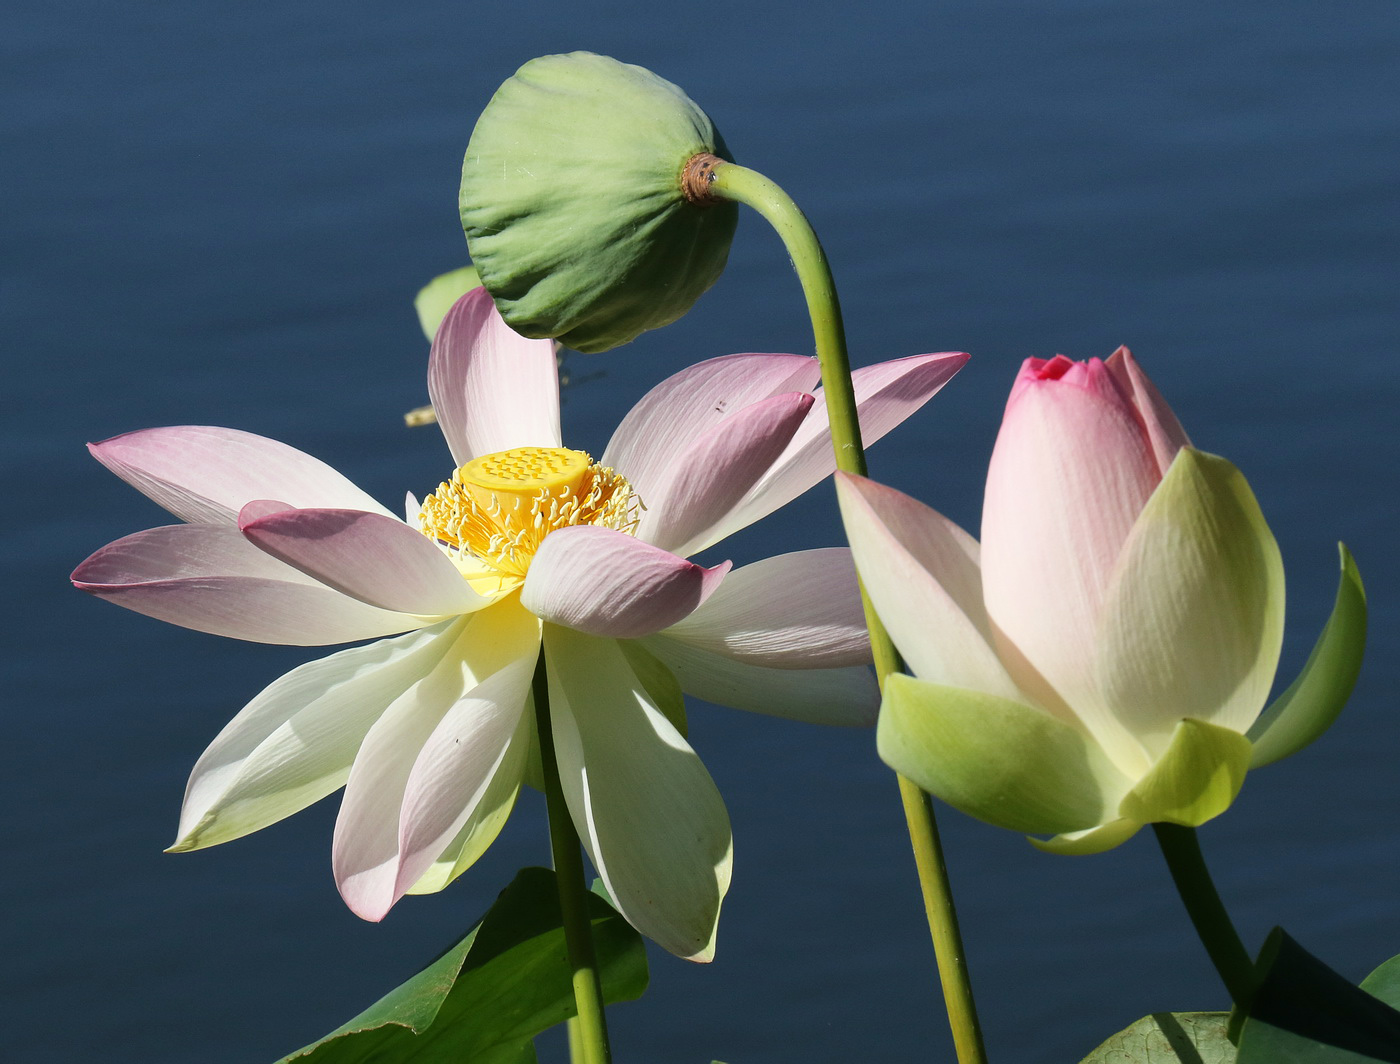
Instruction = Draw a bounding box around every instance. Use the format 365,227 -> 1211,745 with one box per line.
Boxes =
72,287 -> 966,959
836,348 -> 1364,855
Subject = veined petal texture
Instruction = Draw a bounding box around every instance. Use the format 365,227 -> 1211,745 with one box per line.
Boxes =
428,286 -> 562,466
172,618 -> 470,851
72,524 -> 432,645
89,426 -> 395,525
545,625 -> 732,961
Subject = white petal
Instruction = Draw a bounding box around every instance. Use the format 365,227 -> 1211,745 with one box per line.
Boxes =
171,619 -> 468,850
544,625 -> 732,961
640,632 -> 879,726
332,599 -> 541,920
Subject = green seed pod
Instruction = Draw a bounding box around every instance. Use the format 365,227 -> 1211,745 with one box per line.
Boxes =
460,52 -> 738,353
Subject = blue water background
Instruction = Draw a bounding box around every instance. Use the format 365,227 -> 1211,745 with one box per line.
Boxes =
5,1 -> 1399,1061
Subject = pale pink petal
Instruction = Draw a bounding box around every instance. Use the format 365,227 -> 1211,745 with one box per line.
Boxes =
1105,346 -> 1192,477
89,426 -> 394,525
521,526 -> 730,638
697,352 -> 969,551
333,599 -> 540,920
633,392 -> 815,556
980,356 -> 1161,716
835,474 -> 1030,704
72,524 -> 430,644
639,633 -> 879,726
238,505 -> 487,617
659,548 -> 870,669
601,353 -> 821,496
427,287 -> 561,466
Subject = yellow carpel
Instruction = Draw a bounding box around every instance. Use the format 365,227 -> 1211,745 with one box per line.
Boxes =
419,446 -> 640,594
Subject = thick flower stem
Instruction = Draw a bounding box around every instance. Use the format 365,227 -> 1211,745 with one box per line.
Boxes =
1152,823 -> 1257,1010
533,650 -> 613,1064
705,160 -> 989,1064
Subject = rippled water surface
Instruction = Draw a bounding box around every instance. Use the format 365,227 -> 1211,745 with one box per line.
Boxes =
6,2 -> 1399,1061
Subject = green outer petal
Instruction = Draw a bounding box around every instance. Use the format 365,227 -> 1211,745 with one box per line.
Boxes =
618,640 -> 687,737
877,674 -> 1133,836
1029,818 -> 1142,856
414,267 -> 481,341
1118,718 -> 1252,827
1247,543 -> 1367,768
1096,448 -> 1285,758
461,52 -> 736,353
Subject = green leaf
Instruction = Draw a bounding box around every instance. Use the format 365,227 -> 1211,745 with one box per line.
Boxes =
1079,1012 -> 1234,1063
415,267 -> 482,341
277,867 -> 648,1063
1247,544 -> 1366,768
877,673 -> 1131,836
1360,954 -> 1400,1010
1236,929 -> 1400,1063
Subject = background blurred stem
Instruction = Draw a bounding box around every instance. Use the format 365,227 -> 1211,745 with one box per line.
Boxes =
534,650 -> 613,1064
704,158 -> 989,1064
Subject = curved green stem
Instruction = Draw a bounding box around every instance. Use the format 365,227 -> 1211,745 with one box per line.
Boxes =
534,650 -> 613,1064
706,161 -> 988,1064
1152,823 -> 1257,1009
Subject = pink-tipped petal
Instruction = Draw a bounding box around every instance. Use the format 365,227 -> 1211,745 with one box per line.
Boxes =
521,526 -> 730,638
89,426 -> 394,525
659,548 -> 871,669
333,599 -> 540,920
427,287 -> 561,466
980,356 -> 1162,716
699,352 -> 969,551
545,626 -> 732,961
239,505 -> 487,617
1105,347 -> 1192,477
633,392 -> 815,556
72,524 -> 430,644
602,353 -> 821,497
835,474 -> 1027,702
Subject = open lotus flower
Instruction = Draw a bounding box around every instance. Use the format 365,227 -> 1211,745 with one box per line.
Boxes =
837,348 -> 1364,855
72,287 -> 966,959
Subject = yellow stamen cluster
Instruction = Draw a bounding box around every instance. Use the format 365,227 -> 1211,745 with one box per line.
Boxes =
419,446 -> 641,592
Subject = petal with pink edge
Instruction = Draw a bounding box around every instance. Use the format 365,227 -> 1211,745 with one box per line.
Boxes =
660,548 -> 870,669
72,524 -> 431,645
545,625 -> 732,961
428,287 -> 561,466
1105,347 -> 1191,478
638,632 -> 879,726
239,505 -> 488,617
836,473 -> 1026,703
171,618 -> 468,851
979,356 -> 1162,728
602,353 -> 821,502
89,426 -> 395,525
332,598 -> 541,921
697,352 -> 969,551
521,526 -> 729,639
633,392 -> 814,556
